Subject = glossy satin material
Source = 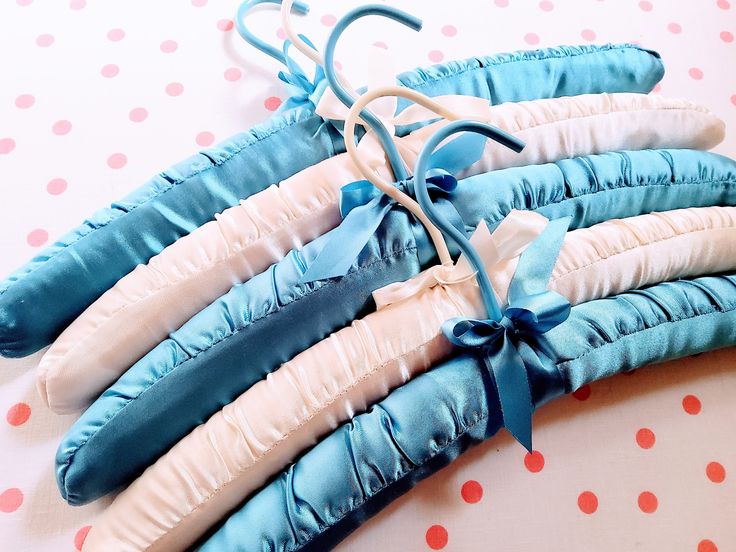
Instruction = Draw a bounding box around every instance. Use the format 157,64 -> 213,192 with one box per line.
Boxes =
0,43 -> 664,358
80,207 -> 736,552
38,93 -> 725,414
57,149 -> 736,506
200,273 -> 736,552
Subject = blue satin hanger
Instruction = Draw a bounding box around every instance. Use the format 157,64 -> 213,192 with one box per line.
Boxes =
236,0 -> 310,65
323,5 -> 424,181
414,121 -> 525,321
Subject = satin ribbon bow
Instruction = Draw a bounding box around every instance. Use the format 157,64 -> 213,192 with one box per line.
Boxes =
276,39 -> 329,113
442,216 -> 572,452
300,135 -> 487,283
372,210 -> 549,310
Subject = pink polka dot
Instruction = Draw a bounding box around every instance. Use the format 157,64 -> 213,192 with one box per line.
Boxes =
578,491 -> 598,514
699,539 -> 719,552
100,64 -> 120,78
717,0 -> 730,9
26,229 -> 48,247
16,0 -> 33,5
107,153 -> 127,169
321,14 -> 337,26
128,107 -> 148,123
731,94 -> 736,106
495,0 -> 509,6
276,27 -> 287,40
52,120 -> 72,136
636,428 -> 656,449
264,96 -> 282,111
524,33 -> 540,45
581,29 -> 596,41
706,461 -> 726,483
0,138 -> 16,155
653,83 -> 662,93
638,491 -> 658,513
191,0 -> 207,6
165,82 -> 184,96
69,0 -> 85,9
160,40 -> 178,53
217,19 -> 234,32
721,31 -> 734,42
572,384 -> 591,401
15,94 -> 35,109
36,33 -> 54,47
373,41 -> 388,49
441,25 -> 457,37
107,28 -> 125,42
639,0 -> 653,11
428,50 -> 444,63
47,178 -> 68,195
683,394 -> 702,414
0,489 -> 23,513
539,0 -> 554,11
524,450 -> 545,473
689,67 -> 704,80
74,526 -> 91,551
460,480 -> 483,504
668,22 -> 682,34
6,403 -> 31,426
425,525 -> 448,550
224,67 -> 242,82
195,131 -> 214,147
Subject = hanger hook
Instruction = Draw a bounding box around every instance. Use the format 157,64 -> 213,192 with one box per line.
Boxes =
324,5 -> 423,181
236,0 -> 310,66
414,121 -> 526,321
280,0 -> 322,65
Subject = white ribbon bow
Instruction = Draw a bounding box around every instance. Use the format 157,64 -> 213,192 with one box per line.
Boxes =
372,210 -> 550,310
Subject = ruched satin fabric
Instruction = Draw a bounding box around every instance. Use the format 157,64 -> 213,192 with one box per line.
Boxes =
38,93 -> 725,415
79,207 -> 736,552
56,149 -> 736,506
200,273 -> 736,552
0,43 -> 664,358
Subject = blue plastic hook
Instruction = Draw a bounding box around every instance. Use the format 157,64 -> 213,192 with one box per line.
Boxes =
323,5 -> 423,181
414,121 -> 526,321
236,0 -> 310,66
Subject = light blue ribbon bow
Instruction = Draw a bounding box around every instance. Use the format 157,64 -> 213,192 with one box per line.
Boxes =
300,132 -> 487,282
442,216 -> 572,452
277,38 -> 329,113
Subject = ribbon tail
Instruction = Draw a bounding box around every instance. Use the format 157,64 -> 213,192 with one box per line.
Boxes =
300,201 -> 390,283
486,338 -> 534,452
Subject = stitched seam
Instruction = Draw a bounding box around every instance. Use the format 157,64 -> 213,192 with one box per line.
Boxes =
60,244 -> 419,488
145,333 -> 443,549
1,44 -> 649,296
552,225 -> 736,281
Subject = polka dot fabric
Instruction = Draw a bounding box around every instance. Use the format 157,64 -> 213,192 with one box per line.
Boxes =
0,1 -> 733,551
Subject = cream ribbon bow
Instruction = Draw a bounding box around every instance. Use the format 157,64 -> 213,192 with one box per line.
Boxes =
372,210 -> 550,310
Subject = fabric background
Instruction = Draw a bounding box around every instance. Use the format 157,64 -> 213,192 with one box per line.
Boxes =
0,1 -> 734,550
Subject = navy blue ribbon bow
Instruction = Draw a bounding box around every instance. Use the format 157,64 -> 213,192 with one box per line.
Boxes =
442,217 -> 572,452
300,132 -> 486,282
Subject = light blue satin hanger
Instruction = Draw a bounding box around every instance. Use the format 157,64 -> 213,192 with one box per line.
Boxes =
414,121 -> 525,321
235,0 -> 310,66
323,5 -> 424,181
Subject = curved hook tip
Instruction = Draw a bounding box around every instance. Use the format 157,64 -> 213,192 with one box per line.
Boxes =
292,0 -> 309,15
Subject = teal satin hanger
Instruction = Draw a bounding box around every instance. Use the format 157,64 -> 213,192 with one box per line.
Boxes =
414,120 -> 571,451
323,5 -> 424,180
414,121 -> 525,320
235,0 -> 310,66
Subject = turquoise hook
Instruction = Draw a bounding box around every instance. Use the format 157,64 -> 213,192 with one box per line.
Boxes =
414,121 -> 526,321
236,0 -> 310,65
324,5 -> 423,181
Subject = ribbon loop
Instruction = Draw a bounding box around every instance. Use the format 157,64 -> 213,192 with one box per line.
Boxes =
277,38 -> 329,113
441,216 -> 572,452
